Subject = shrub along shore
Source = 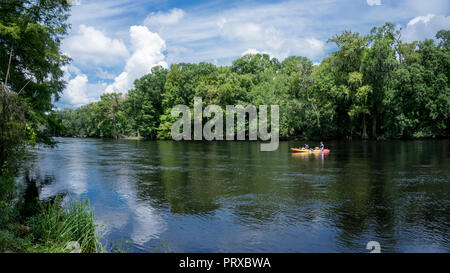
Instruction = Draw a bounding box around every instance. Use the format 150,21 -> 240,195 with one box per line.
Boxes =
0,198 -> 101,253
0,174 -> 101,253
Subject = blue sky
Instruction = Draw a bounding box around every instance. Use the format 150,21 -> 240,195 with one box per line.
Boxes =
58,0 -> 450,108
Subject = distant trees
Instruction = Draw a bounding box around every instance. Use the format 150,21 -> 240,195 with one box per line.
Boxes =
386,34 -> 450,138
55,23 -> 450,140
122,66 -> 167,139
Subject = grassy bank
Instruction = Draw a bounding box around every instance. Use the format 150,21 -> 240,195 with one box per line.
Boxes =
0,175 -> 101,253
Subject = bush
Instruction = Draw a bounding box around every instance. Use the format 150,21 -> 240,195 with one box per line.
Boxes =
25,196 -> 101,253
1,191 -> 102,253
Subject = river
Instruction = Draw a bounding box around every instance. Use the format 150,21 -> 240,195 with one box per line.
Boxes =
22,138 -> 450,252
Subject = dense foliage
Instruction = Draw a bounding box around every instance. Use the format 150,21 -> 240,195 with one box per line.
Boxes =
56,24 -> 450,140
1,194 -> 101,253
1,1 -> 101,253
0,0 -> 70,173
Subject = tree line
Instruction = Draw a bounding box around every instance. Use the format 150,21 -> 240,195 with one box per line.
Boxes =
56,23 -> 450,141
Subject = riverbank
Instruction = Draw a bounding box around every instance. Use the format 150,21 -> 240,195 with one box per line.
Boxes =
55,134 -> 450,142
0,175 -> 101,253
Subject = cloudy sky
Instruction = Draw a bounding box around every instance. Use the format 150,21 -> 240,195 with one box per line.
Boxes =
58,0 -> 450,108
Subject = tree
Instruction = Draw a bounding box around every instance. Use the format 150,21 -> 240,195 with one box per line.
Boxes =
347,72 -> 372,139
0,0 -> 71,122
97,93 -> 122,139
158,62 -> 217,139
124,66 -> 167,139
0,0 -> 71,172
436,30 -> 450,49
327,30 -> 370,138
0,80 -> 27,175
363,22 -> 398,138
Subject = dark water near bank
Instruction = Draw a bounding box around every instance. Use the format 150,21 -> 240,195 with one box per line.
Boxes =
23,138 -> 450,252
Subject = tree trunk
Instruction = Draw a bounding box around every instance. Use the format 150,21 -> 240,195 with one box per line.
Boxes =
372,115 -> 377,138
362,114 -> 368,140
349,119 -> 353,140
402,128 -> 409,139
112,114 -> 118,140
0,86 -> 6,174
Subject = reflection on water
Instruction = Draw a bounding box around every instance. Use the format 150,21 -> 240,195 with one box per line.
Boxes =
23,138 -> 450,252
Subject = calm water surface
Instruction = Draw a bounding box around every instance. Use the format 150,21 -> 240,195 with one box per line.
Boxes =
22,138 -> 450,252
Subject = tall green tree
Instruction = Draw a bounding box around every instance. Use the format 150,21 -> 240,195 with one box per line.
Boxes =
123,66 -> 168,139
363,22 -> 398,137
327,30 -> 370,138
0,0 -> 71,172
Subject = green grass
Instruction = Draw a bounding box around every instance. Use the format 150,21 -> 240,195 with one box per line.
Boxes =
25,196 -> 102,253
0,195 -> 103,253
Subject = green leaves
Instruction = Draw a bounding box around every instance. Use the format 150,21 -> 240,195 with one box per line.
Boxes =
54,22 -> 449,141
0,0 -> 72,171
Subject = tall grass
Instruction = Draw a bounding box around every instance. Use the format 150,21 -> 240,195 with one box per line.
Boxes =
1,173 -> 103,253
25,196 -> 102,253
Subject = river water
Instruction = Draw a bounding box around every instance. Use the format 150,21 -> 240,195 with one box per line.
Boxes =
23,138 -> 450,252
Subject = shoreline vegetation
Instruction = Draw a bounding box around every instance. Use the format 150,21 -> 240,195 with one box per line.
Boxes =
0,192 -> 101,253
0,1 -> 102,253
58,134 -> 450,141
55,25 -> 450,142
0,173 -> 101,253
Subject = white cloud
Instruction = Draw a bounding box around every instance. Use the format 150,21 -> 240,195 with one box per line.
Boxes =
144,8 -> 185,27
96,68 -> 116,80
61,64 -> 80,82
402,14 -> 450,42
407,14 -> 436,26
67,0 -> 146,33
63,25 -> 129,66
217,18 -> 227,29
406,0 -> 449,15
241,48 -> 268,56
366,0 -> 381,6
59,25 -> 168,107
221,22 -> 263,41
61,74 -> 92,107
105,26 -> 168,94
219,20 -> 325,60
59,65 -> 107,108
304,38 -> 326,57
280,37 -> 326,60
152,1 -> 340,64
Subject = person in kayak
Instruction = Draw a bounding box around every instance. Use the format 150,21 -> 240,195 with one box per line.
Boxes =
303,144 -> 314,151
319,141 -> 325,150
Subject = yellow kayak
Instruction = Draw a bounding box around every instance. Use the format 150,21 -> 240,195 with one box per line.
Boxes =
290,148 -> 330,154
